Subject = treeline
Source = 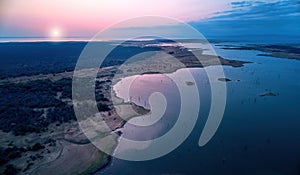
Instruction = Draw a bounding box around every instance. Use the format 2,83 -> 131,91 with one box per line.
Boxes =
0,77 -> 112,136
0,143 -> 45,167
0,42 -> 162,79
0,78 -> 75,135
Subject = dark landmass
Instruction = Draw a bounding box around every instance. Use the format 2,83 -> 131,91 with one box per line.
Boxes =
0,70 -> 114,174
161,46 -> 250,68
0,40 -> 250,79
0,42 -> 160,79
0,78 -> 74,135
0,77 -> 112,136
220,44 -> 300,60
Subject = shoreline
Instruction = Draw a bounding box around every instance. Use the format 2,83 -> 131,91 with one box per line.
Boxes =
0,43 -> 251,174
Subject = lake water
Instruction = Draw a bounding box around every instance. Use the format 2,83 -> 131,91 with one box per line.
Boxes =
98,43 -> 300,175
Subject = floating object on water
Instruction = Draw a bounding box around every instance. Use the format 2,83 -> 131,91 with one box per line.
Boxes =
185,81 -> 195,86
218,78 -> 231,82
259,92 -> 278,97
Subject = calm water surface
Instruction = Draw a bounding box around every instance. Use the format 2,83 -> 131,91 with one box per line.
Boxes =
98,43 -> 300,175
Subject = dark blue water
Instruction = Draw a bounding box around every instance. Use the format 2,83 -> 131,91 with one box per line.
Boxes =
99,43 -> 300,175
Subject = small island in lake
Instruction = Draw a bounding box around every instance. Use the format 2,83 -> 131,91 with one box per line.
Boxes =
218,78 -> 232,82
259,92 -> 278,97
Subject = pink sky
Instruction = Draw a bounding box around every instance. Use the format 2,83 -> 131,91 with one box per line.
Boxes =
0,0 -> 233,38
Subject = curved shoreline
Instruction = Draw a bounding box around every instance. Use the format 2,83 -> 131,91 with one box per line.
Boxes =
90,49 -> 252,174
0,43 -> 251,175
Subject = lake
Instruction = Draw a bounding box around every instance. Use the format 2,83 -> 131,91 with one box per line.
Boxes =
98,42 -> 300,175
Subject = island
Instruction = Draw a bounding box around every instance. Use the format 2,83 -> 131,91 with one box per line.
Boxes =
259,92 -> 278,97
220,44 -> 300,60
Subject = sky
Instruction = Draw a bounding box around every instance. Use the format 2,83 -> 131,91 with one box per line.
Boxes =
0,0 -> 299,39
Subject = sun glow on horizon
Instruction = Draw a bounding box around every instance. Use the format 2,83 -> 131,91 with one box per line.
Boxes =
0,0 -> 234,38
49,27 -> 63,39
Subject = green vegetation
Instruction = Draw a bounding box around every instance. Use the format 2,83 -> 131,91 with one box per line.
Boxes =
0,76 -> 113,136
0,78 -> 75,135
4,164 -> 20,175
0,142 -> 47,167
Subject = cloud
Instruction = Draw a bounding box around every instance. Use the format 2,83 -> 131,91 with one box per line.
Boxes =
190,0 -> 300,37
0,0 -> 298,38
210,0 -> 300,21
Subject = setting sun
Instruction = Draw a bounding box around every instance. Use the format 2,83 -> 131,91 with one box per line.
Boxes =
49,27 -> 62,38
